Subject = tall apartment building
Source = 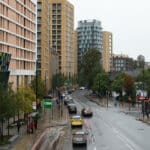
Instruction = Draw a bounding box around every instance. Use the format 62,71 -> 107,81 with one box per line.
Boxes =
113,54 -> 134,72
37,0 -> 50,90
0,0 -> 36,90
49,0 -> 75,77
77,19 -> 103,65
102,31 -> 113,72
37,0 -> 75,90
73,31 -> 77,75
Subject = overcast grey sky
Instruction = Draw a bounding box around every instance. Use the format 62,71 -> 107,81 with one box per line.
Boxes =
33,0 -> 150,61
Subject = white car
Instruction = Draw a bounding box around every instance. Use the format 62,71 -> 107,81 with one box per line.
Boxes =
80,86 -> 85,90
72,131 -> 87,146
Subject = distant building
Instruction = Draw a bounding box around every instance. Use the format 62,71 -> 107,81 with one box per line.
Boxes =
49,51 -> 59,87
37,0 -> 51,90
73,31 -> 78,75
49,0 -> 75,77
137,55 -> 145,62
0,0 -> 36,90
102,31 -> 113,72
37,0 -> 75,90
137,55 -> 145,68
113,54 -> 134,72
77,19 -> 103,65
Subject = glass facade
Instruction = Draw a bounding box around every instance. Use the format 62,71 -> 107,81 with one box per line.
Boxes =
0,51 -> 11,84
77,19 -> 103,63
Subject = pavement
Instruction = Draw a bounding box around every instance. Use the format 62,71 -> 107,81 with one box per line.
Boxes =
0,100 -> 69,150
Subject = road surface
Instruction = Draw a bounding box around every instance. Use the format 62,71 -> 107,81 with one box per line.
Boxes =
63,90 -> 150,150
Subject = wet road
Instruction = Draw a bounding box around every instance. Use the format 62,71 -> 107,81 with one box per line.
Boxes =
63,90 -> 150,150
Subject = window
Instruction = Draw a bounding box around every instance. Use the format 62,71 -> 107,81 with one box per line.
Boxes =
57,15 -> 61,20
37,2 -> 42,9
57,4 -> 61,10
23,61 -> 26,69
37,33 -> 41,39
52,4 -> 56,10
52,30 -> 56,34
0,17 -> 3,27
37,25 -> 41,31
57,10 -> 61,14
57,20 -> 61,24
52,20 -> 56,24
52,15 -> 56,19
37,10 -> 41,16
52,25 -> 56,29
57,25 -> 61,29
57,30 -> 61,34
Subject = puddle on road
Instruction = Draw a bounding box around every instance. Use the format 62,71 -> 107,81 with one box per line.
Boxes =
100,144 -> 109,149
137,128 -> 144,131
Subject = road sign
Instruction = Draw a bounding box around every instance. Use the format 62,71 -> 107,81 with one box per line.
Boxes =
43,99 -> 52,109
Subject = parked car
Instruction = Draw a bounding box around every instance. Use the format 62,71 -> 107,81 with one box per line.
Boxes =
68,103 -> 77,114
71,115 -> 83,127
72,131 -> 88,146
81,107 -> 93,117
64,98 -> 74,106
80,86 -> 85,90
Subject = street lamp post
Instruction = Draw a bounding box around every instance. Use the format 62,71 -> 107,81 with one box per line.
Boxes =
142,67 -> 145,97
141,62 -> 145,119
35,60 -> 38,110
106,91 -> 109,108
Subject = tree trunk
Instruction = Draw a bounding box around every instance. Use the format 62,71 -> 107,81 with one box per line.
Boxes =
13,116 -> 15,123
7,118 -> 10,136
0,119 -> 4,141
18,111 -> 20,121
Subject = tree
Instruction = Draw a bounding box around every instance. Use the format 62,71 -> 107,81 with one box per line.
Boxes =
112,73 -> 136,102
123,74 -> 136,103
144,69 -> 150,97
0,83 -> 16,140
52,73 -> 67,90
93,72 -> 109,97
112,73 -> 126,101
30,76 -> 46,99
15,86 -> 36,119
123,74 -> 136,100
78,49 -> 102,88
0,83 -> 8,140
5,83 -> 16,136
137,69 -> 150,97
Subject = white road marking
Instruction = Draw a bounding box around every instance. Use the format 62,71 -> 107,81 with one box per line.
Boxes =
113,127 -> 138,150
93,111 -> 140,150
94,147 -> 97,150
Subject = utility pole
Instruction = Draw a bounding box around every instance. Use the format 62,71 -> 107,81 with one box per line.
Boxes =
36,66 -> 38,110
142,60 -> 145,119
106,91 -> 108,109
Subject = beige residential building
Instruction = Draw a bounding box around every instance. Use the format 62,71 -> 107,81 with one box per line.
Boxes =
0,0 -> 36,90
37,0 -> 50,90
49,50 -> 59,88
37,0 -> 75,90
49,0 -> 75,77
102,31 -> 113,72
73,31 -> 77,75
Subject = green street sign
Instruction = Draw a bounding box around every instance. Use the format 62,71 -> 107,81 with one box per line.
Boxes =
43,99 -> 52,109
